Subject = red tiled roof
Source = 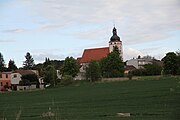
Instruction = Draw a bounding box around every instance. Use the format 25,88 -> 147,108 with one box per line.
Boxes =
79,47 -> 109,64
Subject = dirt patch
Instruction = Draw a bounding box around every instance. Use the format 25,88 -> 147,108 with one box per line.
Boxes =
117,113 -> 131,117
41,112 -> 55,118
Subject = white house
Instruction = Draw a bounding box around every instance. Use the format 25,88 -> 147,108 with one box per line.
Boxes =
126,56 -> 153,69
11,70 -> 41,90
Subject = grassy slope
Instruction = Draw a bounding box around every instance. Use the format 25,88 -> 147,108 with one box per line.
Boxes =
0,77 -> 179,120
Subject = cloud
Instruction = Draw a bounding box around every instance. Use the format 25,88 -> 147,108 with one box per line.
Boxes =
124,48 -> 144,60
3,0 -> 179,43
2,28 -> 26,33
33,53 -> 65,62
21,0 -> 180,44
0,39 -> 15,43
31,48 -> 82,63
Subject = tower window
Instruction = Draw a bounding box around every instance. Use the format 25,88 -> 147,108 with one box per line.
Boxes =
0,74 -> 2,78
0,82 -> 2,86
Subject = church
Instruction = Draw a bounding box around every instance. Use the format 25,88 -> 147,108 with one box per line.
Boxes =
75,27 -> 123,80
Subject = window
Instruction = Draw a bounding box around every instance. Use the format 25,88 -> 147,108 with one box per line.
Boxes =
6,74 -> 8,78
14,74 -> 17,78
6,82 -> 8,86
0,74 -> 2,78
0,82 -> 2,86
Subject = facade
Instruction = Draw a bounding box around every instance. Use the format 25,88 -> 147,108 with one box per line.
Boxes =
126,57 -> 153,69
0,72 -> 11,90
75,27 -> 123,80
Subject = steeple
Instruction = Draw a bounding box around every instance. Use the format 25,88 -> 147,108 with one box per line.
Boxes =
110,27 -> 120,42
113,27 -> 117,35
109,27 -> 123,60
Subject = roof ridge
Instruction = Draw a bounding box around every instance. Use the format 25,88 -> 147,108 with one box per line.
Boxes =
84,47 -> 109,50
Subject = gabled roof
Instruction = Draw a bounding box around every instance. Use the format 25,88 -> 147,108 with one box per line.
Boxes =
79,47 -> 109,64
13,70 -> 36,76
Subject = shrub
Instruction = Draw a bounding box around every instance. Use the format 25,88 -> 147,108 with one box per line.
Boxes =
60,75 -> 73,86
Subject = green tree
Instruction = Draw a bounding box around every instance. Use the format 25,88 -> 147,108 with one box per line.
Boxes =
60,75 -> 73,86
144,63 -> 162,75
0,52 -> 5,72
8,59 -> 17,71
131,69 -> 147,76
86,60 -> 101,82
44,65 -> 57,87
63,57 -> 79,77
176,50 -> 180,75
100,48 -> 124,78
43,57 -> 51,68
33,63 -> 44,77
162,52 -> 178,75
100,57 -> 108,77
21,74 -> 39,85
23,52 -> 35,70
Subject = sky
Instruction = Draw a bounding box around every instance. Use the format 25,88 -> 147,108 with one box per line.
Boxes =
0,0 -> 180,67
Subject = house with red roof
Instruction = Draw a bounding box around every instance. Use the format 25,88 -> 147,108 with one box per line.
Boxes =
75,27 -> 123,80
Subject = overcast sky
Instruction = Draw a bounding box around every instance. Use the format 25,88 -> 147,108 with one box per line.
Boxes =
0,0 -> 180,67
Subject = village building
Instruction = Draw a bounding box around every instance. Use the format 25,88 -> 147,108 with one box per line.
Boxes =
0,72 -> 11,91
75,27 -> 123,80
11,70 -> 39,90
0,70 -> 44,91
126,56 -> 162,69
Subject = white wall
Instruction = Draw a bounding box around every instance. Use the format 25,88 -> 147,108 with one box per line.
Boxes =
11,73 -> 22,85
109,41 -> 123,60
127,59 -> 138,69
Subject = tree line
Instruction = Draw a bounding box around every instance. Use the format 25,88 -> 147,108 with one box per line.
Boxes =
0,49 -> 180,87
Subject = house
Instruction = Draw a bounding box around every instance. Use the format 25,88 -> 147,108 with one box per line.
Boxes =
0,72 -> 11,91
126,56 -> 161,69
11,70 -> 43,90
75,27 -> 123,80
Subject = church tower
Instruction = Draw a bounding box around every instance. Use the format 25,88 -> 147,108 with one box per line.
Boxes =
109,27 -> 123,59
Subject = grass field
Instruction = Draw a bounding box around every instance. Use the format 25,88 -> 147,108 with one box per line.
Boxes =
0,76 -> 180,120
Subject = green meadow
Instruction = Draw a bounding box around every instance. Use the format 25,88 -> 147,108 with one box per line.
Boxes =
0,76 -> 179,120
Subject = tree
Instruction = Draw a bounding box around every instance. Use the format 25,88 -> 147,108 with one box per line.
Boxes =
176,50 -> 180,75
21,74 -> 39,85
100,48 -> 124,78
100,57 -> 108,77
162,52 -> 178,75
131,69 -> 147,76
8,59 -> 17,71
23,52 -> 35,70
43,57 -> 51,68
62,57 -> 79,77
144,63 -> 162,76
0,52 -> 5,72
43,65 -> 57,87
86,61 -> 101,82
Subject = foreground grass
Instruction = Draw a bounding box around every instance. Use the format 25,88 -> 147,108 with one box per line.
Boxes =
0,76 -> 179,120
